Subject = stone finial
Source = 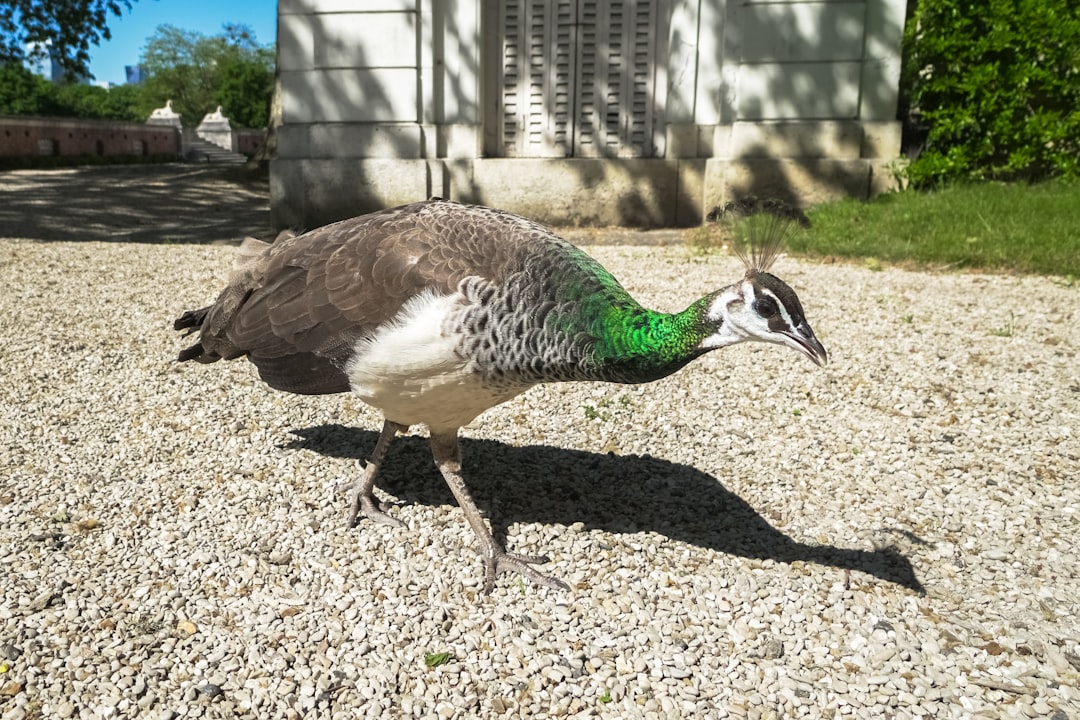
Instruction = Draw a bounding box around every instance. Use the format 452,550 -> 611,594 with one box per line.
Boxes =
147,100 -> 182,127
149,100 -> 181,120
197,107 -> 235,152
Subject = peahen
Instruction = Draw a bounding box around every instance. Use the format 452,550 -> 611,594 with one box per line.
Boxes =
175,197 -> 827,592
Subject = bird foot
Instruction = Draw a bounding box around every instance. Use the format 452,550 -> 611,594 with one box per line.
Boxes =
482,547 -> 570,594
342,484 -> 405,529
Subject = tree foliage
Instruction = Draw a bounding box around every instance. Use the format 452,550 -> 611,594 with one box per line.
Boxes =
0,0 -> 134,79
139,23 -> 273,128
53,78 -> 141,119
0,60 -> 52,113
0,21 -> 272,128
901,0 -> 1080,186
0,60 -> 139,118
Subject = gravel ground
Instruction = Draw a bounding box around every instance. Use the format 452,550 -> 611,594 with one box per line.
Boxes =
2,195 -> 1079,719
0,165 -> 270,244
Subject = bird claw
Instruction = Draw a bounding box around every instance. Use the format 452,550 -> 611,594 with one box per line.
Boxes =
344,487 -> 405,529
482,548 -> 570,594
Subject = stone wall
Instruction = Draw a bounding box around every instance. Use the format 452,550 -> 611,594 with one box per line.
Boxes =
0,116 -> 180,159
272,0 -> 908,229
235,130 -> 266,157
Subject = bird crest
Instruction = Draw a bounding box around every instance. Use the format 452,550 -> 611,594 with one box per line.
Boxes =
706,197 -> 811,276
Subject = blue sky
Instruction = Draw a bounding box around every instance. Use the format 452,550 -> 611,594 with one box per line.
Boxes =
88,0 -> 277,85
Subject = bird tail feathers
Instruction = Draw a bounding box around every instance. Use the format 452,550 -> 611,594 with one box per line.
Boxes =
174,306 -> 211,362
232,236 -> 272,275
174,236 -> 274,363
174,306 -> 209,333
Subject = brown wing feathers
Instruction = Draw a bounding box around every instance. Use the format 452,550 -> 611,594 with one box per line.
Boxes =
175,199 -> 565,394
175,200 -> 518,395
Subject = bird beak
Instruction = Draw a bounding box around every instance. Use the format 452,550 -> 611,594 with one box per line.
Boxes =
784,322 -> 828,367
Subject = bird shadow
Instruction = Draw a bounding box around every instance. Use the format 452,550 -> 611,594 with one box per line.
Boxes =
284,424 -> 925,593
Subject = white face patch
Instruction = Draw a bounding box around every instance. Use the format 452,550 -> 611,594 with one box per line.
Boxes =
700,285 -> 752,349
702,275 -> 825,364
706,287 -> 742,322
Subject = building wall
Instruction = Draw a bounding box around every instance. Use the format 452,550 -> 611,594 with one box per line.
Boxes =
0,116 -> 180,158
272,0 -> 907,229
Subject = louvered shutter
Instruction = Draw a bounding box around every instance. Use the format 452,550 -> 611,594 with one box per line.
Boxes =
500,0 -> 574,157
497,0 -> 661,158
575,0 -> 659,157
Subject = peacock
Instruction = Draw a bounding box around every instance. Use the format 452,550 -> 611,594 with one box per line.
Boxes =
174,197 -> 827,592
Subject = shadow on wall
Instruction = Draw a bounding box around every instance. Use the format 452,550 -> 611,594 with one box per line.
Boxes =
273,0 -> 904,229
680,0 -> 905,210
274,5 -> 433,228
287,424 -> 926,594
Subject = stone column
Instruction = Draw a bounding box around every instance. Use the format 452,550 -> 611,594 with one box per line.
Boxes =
146,100 -> 184,155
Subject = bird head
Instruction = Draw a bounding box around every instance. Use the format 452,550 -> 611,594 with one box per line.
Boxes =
698,197 -> 827,366
701,270 -> 827,366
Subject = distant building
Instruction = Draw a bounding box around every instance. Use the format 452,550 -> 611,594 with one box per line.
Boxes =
24,42 -> 58,81
25,41 -> 88,84
125,65 -> 148,84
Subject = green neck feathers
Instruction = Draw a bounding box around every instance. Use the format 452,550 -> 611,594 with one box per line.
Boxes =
562,249 -> 721,383
589,294 -> 719,383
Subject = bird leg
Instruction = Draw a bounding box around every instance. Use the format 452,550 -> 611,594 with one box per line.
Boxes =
428,431 -> 569,594
344,419 -> 409,528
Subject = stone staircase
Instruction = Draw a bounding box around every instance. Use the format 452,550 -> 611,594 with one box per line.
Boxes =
184,137 -> 247,165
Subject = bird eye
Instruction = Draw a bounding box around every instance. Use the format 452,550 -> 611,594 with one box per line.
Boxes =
753,297 -> 779,317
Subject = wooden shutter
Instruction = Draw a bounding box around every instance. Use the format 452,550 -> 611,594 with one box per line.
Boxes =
575,0 -> 659,157
497,0 -> 663,158
500,0 -> 575,157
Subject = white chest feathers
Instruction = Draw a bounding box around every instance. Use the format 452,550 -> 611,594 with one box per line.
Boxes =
344,291 -> 528,432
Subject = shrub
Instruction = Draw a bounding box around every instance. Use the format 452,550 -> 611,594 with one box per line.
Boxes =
901,0 -> 1080,186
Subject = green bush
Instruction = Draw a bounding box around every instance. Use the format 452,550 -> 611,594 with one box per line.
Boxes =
901,0 -> 1080,186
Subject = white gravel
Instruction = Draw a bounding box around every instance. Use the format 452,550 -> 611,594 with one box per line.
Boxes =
1,236 -> 1079,720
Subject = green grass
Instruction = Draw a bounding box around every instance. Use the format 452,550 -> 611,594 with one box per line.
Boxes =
786,180 -> 1080,277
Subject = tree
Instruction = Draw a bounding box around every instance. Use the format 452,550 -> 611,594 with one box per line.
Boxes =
0,0 -> 135,79
0,62 -> 143,119
139,25 -> 222,124
0,60 -> 55,114
51,79 -> 141,120
139,23 -> 273,128
216,23 -> 274,128
97,80 -> 141,120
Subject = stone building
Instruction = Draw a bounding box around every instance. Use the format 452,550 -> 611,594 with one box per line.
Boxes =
272,0 -> 907,228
